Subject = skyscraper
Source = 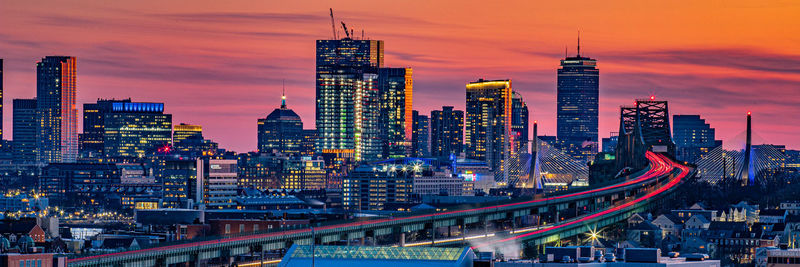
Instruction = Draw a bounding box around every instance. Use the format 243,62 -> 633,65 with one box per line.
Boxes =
13,99 -> 37,163
465,79 -> 512,178
315,39 -> 384,162
557,40 -> 599,161
36,56 -> 78,163
431,106 -> 464,159
511,92 -> 529,153
411,110 -> 430,157
102,101 -> 172,159
79,99 -> 129,159
673,115 -> 718,163
258,94 -> 303,155
378,67 -> 413,158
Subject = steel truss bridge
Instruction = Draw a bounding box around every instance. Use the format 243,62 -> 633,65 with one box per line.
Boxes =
68,151 -> 693,267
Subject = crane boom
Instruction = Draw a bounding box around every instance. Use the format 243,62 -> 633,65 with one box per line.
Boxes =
341,22 -> 350,39
329,8 -> 337,39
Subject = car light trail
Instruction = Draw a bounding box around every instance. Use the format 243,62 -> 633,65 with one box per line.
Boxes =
471,153 -> 689,249
69,151 -> 682,264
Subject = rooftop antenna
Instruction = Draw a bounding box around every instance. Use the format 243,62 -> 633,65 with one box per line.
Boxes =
577,30 -> 581,57
329,8 -> 337,39
362,29 -> 364,40
565,45 -> 568,58
281,79 -> 286,108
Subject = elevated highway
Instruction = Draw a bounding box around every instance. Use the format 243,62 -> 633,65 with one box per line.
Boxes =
68,151 -> 692,266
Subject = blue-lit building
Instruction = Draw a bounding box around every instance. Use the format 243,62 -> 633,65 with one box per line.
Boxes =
36,56 -> 78,163
99,101 -> 172,159
258,95 -> 303,155
12,99 -> 37,164
673,115 -> 719,163
431,106 -> 463,159
556,45 -> 599,161
412,110 -> 430,158
315,38 -> 384,162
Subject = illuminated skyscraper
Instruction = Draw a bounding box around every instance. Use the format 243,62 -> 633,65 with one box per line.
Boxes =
13,99 -> 37,163
378,67 -> 413,158
411,110 -> 430,157
79,99 -> 129,159
258,94 -> 303,155
36,56 -> 78,163
431,106 -> 464,159
557,40 -> 599,161
315,38 -> 384,162
465,79 -> 512,178
102,101 -> 172,159
511,92 -> 529,153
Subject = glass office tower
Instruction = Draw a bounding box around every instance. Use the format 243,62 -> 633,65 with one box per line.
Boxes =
465,79 -> 512,179
36,56 -> 78,163
315,39 -> 384,162
378,67 -> 413,158
431,106 -> 464,159
557,48 -> 599,161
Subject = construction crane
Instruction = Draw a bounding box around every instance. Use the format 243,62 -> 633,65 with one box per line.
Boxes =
329,8 -> 337,39
341,22 -> 350,39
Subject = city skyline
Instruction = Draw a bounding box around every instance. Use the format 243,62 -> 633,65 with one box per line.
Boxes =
2,1 -> 800,152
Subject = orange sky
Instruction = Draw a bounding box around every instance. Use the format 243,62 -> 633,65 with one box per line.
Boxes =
1,0 -> 799,151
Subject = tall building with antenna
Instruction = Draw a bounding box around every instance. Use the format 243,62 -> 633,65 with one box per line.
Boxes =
557,34 -> 599,162
258,91 -> 303,155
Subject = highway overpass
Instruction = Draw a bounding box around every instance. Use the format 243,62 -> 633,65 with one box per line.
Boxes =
68,151 -> 692,266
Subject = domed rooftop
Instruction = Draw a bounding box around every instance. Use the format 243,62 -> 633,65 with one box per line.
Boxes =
265,94 -> 301,121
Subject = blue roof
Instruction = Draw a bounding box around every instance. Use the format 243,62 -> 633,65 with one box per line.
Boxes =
279,245 -> 474,267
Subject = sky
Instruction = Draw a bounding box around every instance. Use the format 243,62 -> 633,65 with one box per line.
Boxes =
1,0 -> 799,152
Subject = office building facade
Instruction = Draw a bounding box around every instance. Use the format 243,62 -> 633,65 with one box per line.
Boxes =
511,92 -> 529,153
465,79 -> 512,175
12,99 -> 38,163
431,106 -> 464,159
36,56 -> 78,163
411,111 -> 430,158
258,95 -> 303,155
315,39 -> 384,162
99,101 -> 172,159
556,48 -> 599,161
378,67 -> 413,158
673,115 -> 719,163
173,123 -> 203,145
196,159 -> 238,209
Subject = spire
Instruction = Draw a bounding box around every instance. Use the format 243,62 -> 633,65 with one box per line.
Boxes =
577,30 -> 581,57
281,79 -> 287,108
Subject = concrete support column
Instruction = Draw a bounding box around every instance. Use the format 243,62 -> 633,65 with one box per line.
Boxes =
400,232 -> 406,247
430,227 -> 436,246
462,222 -> 467,245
